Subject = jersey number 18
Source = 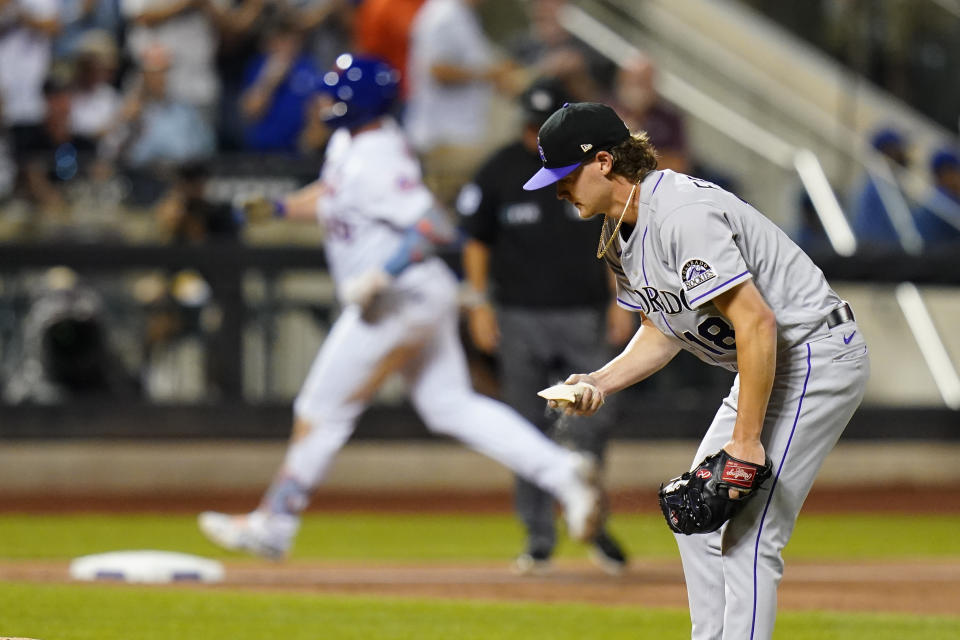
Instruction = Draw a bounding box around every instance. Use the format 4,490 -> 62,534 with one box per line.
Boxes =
683,317 -> 736,355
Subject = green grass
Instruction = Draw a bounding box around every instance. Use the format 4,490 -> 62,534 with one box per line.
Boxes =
1,512 -> 959,561
1,511 -> 958,639
0,582 -> 958,640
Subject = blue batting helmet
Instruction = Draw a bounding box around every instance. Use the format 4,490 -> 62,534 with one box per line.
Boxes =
319,53 -> 400,130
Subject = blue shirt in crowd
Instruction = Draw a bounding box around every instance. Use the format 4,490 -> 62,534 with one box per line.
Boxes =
241,56 -> 320,153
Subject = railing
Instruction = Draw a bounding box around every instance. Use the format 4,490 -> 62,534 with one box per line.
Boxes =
733,0 -> 960,132
1,243 -> 959,424
561,2 -> 855,253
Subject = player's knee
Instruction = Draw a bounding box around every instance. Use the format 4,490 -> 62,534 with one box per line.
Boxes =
291,410 -> 355,443
293,393 -> 359,426
412,391 -> 470,434
290,417 -> 314,443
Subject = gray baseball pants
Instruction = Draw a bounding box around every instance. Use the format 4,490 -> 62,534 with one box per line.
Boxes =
676,325 -> 869,639
498,306 -> 613,555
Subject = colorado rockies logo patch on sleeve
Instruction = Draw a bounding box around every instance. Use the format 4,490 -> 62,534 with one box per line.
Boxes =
681,259 -> 717,291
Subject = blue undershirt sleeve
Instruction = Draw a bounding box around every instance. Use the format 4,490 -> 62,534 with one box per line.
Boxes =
383,206 -> 457,276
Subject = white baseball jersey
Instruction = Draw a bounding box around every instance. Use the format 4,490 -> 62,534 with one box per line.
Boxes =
286,117 -> 588,511
317,119 -> 436,302
606,170 -> 843,371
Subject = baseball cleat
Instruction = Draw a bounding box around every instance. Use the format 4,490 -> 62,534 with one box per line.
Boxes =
589,531 -> 628,576
558,452 -> 605,542
197,510 -> 298,560
511,551 -> 553,577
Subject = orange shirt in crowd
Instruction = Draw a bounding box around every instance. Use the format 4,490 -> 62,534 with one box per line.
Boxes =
354,0 -> 426,97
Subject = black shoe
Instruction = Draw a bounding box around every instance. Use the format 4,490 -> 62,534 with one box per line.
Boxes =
590,530 -> 627,576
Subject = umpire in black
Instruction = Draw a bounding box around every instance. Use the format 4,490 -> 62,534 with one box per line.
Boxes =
457,78 -> 635,575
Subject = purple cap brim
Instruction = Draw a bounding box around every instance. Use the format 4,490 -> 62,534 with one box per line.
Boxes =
522,163 -> 581,191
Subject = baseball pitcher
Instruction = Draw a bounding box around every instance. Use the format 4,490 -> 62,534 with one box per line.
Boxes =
524,102 -> 869,640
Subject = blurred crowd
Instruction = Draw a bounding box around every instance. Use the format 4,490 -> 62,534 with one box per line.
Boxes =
0,0 -> 357,230
738,0 -> 960,254
1,0 -> 957,249
793,125 -> 960,256
0,0 -> 713,238
1,0 -> 959,406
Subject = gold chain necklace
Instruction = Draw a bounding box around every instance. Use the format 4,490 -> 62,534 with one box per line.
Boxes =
596,178 -> 641,259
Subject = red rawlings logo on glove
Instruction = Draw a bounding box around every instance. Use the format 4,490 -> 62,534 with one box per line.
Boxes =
721,460 -> 758,488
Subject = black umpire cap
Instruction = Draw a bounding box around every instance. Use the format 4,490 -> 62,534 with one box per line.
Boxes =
523,102 -> 630,191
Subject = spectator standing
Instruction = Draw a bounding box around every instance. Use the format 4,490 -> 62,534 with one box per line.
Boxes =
353,0 -> 424,99
0,0 -> 60,150
69,29 -> 121,144
284,0 -> 355,71
914,147 -> 960,248
121,0 -> 220,120
239,12 -> 319,153
509,0 -> 614,103
458,78 -> 635,576
612,55 -> 690,174
53,0 -> 121,60
791,191 -> 832,257
850,127 -> 912,252
207,0 -> 267,149
405,0 -> 522,207
107,44 -> 215,174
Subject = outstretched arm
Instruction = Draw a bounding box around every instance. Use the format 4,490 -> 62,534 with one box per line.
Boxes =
279,181 -> 328,222
241,180 -> 327,224
558,313 -> 681,416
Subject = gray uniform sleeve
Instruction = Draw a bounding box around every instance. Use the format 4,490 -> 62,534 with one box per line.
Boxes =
658,204 -> 752,309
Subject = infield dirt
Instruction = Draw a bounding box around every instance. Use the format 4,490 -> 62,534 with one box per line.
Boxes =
2,485 -> 959,616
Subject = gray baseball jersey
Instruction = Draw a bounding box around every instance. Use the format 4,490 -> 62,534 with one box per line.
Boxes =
605,170 -> 843,371
604,170 -> 869,639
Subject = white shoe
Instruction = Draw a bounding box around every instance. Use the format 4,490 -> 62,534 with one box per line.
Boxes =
511,553 -> 552,576
557,452 -> 605,543
197,510 -> 299,560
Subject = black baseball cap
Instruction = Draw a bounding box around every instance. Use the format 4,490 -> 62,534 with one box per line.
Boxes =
523,102 -> 630,191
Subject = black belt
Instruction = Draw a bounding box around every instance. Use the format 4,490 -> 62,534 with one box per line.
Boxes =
826,303 -> 855,328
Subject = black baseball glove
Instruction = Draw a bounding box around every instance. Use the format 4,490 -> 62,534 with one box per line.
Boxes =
658,450 -> 773,535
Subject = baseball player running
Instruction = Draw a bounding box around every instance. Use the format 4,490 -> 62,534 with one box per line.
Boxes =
197,56 -> 603,559
523,102 -> 869,639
